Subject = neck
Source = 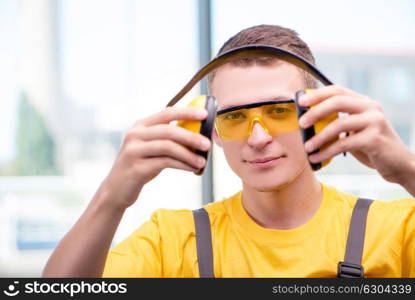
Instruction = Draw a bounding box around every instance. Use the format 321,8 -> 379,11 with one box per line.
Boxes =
241,166 -> 322,230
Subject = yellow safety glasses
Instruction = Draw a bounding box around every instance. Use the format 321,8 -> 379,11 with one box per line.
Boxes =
214,100 -> 299,140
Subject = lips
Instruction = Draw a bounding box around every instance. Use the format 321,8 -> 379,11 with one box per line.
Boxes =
245,156 -> 284,169
248,157 -> 280,163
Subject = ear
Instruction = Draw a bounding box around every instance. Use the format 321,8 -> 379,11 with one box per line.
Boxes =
212,127 -> 223,148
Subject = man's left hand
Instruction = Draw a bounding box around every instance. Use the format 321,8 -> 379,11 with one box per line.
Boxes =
298,85 -> 415,195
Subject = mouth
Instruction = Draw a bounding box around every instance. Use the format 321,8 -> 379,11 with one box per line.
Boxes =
245,156 -> 284,169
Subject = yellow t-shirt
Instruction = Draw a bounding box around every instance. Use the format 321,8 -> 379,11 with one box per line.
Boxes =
103,183 -> 415,277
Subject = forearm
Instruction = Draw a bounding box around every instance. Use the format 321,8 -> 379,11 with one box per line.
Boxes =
399,159 -> 415,197
42,188 -> 127,277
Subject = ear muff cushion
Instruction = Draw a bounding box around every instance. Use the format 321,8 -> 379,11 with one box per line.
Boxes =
194,95 -> 217,175
295,90 -> 338,171
314,109 -> 338,169
295,90 -> 321,171
177,95 -> 217,175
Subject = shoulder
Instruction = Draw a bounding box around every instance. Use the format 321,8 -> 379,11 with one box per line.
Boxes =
369,197 -> 415,225
322,184 -> 415,232
150,195 -> 232,234
371,197 -> 415,210
326,182 -> 415,232
323,183 -> 415,211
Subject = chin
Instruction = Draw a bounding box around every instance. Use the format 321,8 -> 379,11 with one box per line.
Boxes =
241,169 -> 296,192
245,178 -> 293,192
240,160 -> 308,192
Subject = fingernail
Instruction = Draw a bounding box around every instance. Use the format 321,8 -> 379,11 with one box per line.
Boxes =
196,109 -> 207,119
304,141 -> 314,152
200,139 -> 211,150
299,117 -> 309,128
299,95 -> 309,106
308,154 -> 318,163
197,157 -> 206,168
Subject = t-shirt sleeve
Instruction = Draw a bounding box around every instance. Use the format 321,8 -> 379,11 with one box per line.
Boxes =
402,204 -> 415,277
102,211 -> 162,277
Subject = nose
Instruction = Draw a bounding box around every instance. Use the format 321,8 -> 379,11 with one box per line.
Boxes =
246,121 -> 273,149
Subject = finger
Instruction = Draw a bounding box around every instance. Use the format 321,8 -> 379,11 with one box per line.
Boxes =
299,84 -> 362,107
147,156 -> 200,173
135,140 -> 206,170
138,124 -> 211,152
308,130 -> 367,163
140,106 -> 207,127
304,113 -> 371,153
299,95 -> 370,128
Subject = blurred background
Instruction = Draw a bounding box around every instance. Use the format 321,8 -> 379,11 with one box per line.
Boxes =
0,0 -> 414,276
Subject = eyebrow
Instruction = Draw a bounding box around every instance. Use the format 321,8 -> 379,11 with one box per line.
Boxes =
217,99 -> 294,115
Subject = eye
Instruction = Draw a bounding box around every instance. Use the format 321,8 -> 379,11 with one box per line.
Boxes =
267,106 -> 291,116
274,107 -> 288,113
223,111 -> 246,120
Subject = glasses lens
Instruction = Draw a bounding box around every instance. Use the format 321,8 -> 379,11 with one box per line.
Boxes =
215,108 -> 250,140
215,101 -> 299,140
262,102 -> 299,135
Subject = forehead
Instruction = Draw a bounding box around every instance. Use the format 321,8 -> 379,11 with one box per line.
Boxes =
210,62 -> 306,110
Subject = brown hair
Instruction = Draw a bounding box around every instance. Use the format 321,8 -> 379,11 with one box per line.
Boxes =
208,24 -> 318,89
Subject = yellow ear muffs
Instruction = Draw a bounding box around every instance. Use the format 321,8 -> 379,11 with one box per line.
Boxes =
295,89 -> 339,171
177,95 -> 217,175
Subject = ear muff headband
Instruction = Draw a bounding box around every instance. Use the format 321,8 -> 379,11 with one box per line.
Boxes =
167,45 -> 336,173
166,45 -> 333,107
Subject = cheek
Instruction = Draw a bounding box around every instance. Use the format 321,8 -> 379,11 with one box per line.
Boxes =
279,130 -> 308,161
221,141 -> 244,165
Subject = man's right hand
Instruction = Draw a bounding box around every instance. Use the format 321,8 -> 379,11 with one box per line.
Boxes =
96,106 -> 211,211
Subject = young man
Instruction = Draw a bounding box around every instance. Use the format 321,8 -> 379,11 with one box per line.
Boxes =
43,25 -> 415,277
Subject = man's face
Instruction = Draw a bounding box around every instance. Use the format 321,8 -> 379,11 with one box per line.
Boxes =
211,62 -> 311,191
